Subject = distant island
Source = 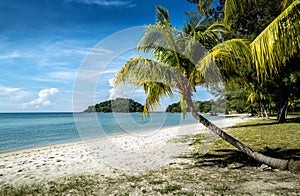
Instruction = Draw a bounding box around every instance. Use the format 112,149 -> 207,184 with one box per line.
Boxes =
83,98 -> 144,113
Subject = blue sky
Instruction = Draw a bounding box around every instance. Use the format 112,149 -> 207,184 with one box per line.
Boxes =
0,0 -> 214,112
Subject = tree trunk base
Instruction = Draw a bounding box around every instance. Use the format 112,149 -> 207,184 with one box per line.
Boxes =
277,102 -> 288,124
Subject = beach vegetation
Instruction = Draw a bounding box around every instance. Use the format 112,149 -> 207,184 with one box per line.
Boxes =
114,0 -> 300,172
187,0 -> 300,121
154,184 -> 182,194
223,83 -> 251,114
149,179 -> 165,185
166,100 -> 212,113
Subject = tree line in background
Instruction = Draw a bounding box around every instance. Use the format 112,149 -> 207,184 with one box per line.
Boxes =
187,0 -> 300,122
166,101 -> 212,113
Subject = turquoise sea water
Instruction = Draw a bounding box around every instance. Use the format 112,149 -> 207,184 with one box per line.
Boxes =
0,112 -> 223,153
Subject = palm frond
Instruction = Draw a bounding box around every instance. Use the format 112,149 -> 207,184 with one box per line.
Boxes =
155,5 -> 170,25
197,0 -> 213,15
136,24 -> 185,72
142,82 -> 173,118
224,0 -> 258,26
182,36 -> 205,64
282,0 -> 296,10
189,68 -> 206,88
197,39 -> 252,82
183,14 -> 214,34
184,18 -> 228,48
224,0 -> 241,26
114,57 -> 180,88
205,22 -> 229,34
247,90 -> 268,103
194,30 -> 220,48
251,0 -> 300,79
137,25 -> 182,53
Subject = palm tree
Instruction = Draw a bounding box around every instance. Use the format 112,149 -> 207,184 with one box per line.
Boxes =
220,0 -> 300,122
247,83 -> 269,118
199,0 -> 299,167
114,5 -> 300,172
250,0 -> 300,123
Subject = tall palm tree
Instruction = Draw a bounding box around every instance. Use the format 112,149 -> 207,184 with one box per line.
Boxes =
218,0 -> 300,122
115,5 -> 300,172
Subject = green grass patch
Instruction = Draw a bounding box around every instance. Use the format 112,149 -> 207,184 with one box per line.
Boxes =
1,175 -> 101,195
154,184 -> 182,194
149,179 -> 165,185
193,117 -> 300,167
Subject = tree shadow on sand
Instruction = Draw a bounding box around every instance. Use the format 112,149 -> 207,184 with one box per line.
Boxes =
178,147 -> 300,169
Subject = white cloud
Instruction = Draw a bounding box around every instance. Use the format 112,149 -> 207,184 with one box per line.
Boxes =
1,87 -> 20,93
22,88 -> 59,109
0,51 -> 38,60
108,78 -> 115,87
67,0 -> 136,7
109,86 -> 132,100
31,67 -> 79,83
0,52 -> 20,60
108,77 -> 145,101
0,85 -> 29,101
100,69 -> 119,75
49,70 -> 77,81
46,45 -> 112,57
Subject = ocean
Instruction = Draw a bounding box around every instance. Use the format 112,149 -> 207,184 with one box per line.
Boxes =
0,112 -> 223,153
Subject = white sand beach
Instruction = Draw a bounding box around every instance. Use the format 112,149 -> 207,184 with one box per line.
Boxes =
0,116 -> 251,187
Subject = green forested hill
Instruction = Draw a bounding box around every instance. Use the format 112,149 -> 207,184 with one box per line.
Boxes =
166,101 -> 213,113
84,98 -> 144,113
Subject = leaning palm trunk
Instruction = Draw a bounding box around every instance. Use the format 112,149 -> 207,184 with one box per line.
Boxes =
184,94 -> 300,172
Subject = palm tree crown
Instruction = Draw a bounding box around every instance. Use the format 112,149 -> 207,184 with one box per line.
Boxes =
115,5 -> 225,117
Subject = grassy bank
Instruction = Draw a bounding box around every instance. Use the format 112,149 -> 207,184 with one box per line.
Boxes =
1,117 -> 300,195
192,117 -> 300,168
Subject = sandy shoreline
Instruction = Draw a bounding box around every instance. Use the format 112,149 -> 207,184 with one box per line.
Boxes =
0,116 -> 251,187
